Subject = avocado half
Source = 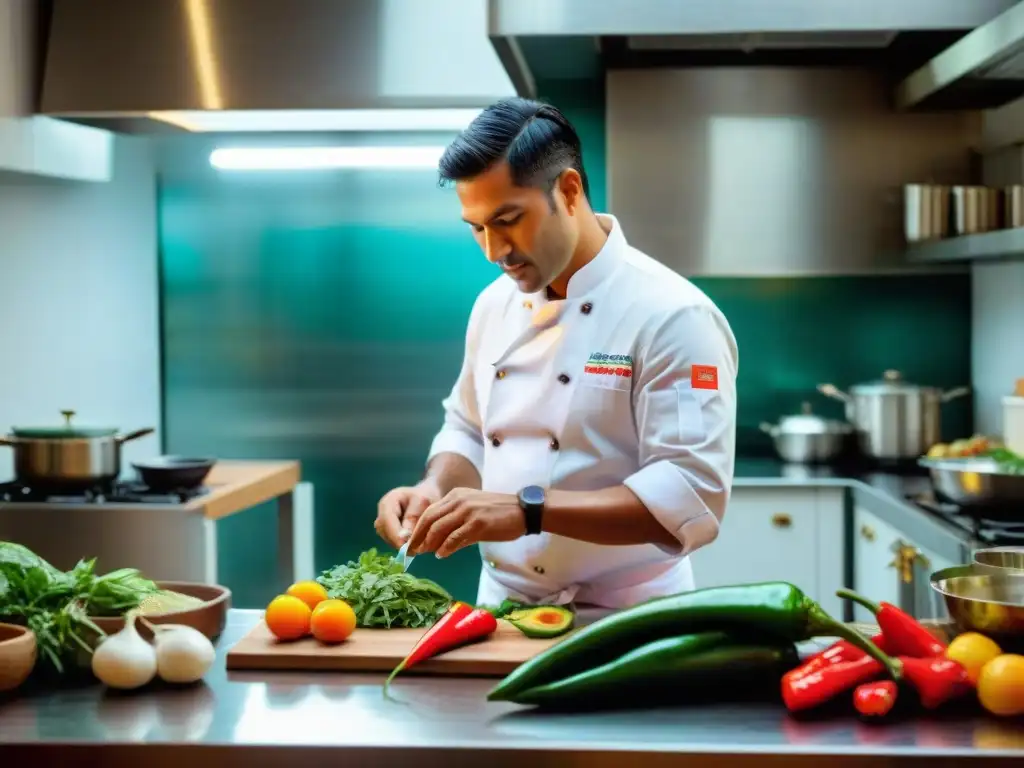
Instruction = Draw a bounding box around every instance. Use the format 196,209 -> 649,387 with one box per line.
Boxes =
507,605 -> 574,639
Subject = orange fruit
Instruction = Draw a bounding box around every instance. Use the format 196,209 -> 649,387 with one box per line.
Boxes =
285,580 -> 329,610
310,599 -> 357,644
977,654 -> 1024,717
946,632 -> 1003,684
265,594 -> 312,641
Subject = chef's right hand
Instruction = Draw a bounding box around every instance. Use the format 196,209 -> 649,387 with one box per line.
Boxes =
375,482 -> 440,549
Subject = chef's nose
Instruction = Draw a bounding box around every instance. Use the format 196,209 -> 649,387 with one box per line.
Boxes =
483,229 -> 512,264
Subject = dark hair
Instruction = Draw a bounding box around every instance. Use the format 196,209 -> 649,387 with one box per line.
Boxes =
438,97 -> 590,201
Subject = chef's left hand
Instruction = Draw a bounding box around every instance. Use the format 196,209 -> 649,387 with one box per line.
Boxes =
407,488 -> 525,558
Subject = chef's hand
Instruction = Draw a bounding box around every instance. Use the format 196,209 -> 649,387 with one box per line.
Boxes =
375,481 -> 441,549
407,488 -> 525,559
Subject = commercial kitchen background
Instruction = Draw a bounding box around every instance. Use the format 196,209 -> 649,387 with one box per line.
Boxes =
1,0 -> 1022,608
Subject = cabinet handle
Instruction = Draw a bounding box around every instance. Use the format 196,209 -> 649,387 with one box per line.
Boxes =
888,542 -> 925,584
771,513 -> 792,529
860,525 -> 876,542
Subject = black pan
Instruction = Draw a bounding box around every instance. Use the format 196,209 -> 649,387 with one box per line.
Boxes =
132,456 -> 216,491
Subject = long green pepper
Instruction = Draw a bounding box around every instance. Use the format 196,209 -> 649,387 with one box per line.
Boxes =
488,581 -> 899,701
508,632 -> 800,708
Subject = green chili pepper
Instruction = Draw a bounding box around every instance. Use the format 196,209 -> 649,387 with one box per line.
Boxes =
488,581 -> 899,701
507,632 -> 800,708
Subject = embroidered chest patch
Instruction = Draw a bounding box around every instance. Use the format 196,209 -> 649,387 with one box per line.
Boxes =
584,352 -> 634,379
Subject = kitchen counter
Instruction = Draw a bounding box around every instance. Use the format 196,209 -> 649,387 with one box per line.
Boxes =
1,610 -> 1021,767
733,457 -> 978,560
0,460 -> 314,589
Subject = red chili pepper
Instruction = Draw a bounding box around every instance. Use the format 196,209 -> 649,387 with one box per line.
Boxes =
836,589 -> 946,658
383,602 -> 497,694
853,680 -> 899,718
782,654 -> 885,712
898,655 -> 970,710
792,633 -> 891,679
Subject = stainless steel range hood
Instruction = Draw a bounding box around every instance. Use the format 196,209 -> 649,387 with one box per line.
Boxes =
897,1 -> 1024,110
39,0 -> 515,133
488,0 -> 1018,99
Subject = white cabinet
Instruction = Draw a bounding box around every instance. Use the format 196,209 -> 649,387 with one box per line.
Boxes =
689,486 -> 845,619
853,506 -> 960,622
0,118 -> 113,182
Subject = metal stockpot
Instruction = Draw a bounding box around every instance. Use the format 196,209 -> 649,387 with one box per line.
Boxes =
818,370 -> 969,461
0,410 -> 154,488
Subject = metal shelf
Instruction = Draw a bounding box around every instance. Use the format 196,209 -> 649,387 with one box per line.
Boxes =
906,227 -> 1024,264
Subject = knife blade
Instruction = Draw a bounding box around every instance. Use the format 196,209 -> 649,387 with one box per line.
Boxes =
397,541 -> 415,572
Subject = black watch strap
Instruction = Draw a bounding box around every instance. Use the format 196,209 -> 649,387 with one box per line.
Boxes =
518,485 -> 545,535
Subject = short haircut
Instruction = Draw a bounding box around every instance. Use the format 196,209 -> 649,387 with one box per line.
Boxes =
438,97 -> 590,201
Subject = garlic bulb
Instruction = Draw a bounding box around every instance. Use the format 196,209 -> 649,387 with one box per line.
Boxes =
148,623 -> 216,684
91,613 -> 158,690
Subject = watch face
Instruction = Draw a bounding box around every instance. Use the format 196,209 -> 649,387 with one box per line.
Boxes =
521,485 -> 545,506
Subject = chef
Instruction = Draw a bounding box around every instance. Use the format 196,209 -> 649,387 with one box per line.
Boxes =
375,97 -> 738,609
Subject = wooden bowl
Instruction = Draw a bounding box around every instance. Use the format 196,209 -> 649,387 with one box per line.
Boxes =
90,581 -> 231,641
0,623 -> 37,692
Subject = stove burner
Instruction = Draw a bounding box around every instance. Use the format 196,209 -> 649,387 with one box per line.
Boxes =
0,480 -> 209,505
907,491 -> 1024,545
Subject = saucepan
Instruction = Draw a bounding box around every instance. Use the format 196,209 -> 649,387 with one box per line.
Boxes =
0,410 -> 154,489
759,402 -> 852,464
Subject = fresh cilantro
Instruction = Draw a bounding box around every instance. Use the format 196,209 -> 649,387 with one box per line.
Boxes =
316,548 -> 452,629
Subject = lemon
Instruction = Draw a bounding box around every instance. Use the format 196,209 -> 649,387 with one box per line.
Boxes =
977,654 -> 1024,717
946,632 -> 1003,684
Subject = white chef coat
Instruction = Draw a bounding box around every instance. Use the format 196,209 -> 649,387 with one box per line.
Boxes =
426,214 -> 738,609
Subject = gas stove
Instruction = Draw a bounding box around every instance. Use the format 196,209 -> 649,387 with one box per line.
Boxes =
0,479 -> 209,505
907,491 -> 1024,546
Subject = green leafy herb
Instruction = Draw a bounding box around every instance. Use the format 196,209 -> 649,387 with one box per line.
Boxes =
316,548 -> 452,629
0,542 -> 161,674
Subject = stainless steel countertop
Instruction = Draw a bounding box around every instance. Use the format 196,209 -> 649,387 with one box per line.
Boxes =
1,610 -> 1022,767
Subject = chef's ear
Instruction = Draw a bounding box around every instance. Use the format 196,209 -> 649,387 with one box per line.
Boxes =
556,169 -> 584,215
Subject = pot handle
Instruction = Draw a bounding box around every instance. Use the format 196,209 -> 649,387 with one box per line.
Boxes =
940,386 -> 971,403
818,383 -> 851,403
115,427 -> 155,444
0,436 -> 18,446
759,422 -> 777,437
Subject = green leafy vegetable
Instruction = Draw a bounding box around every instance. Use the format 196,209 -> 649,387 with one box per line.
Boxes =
985,447 -> 1024,474
316,548 -> 452,629
0,541 -> 162,674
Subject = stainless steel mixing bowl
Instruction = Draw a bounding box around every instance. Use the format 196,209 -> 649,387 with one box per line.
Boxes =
930,564 -> 1024,644
973,546 -> 1024,576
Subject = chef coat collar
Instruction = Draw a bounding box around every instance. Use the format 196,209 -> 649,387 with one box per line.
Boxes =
527,213 -> 625,306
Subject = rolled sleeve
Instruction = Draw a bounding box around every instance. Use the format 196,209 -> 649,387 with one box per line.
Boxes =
622,305 -> 738,555
426,297 -> 486,476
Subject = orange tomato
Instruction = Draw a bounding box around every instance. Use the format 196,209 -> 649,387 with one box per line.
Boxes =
286,580 -> 329,610
310,599 -> 357,644
265,594 -> 312,641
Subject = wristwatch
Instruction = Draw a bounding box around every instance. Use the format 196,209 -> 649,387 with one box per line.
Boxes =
517,485 -> 546,535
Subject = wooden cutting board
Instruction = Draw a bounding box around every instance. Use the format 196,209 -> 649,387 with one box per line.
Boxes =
225,619 -> 567,676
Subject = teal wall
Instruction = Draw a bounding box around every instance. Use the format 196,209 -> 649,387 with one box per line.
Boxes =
157,81 -> 971,608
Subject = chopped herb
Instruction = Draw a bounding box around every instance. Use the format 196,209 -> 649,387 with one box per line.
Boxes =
316,548 -> 452,629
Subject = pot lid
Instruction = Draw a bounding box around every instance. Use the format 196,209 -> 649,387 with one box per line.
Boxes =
849,369 -> 936,396
10,410 -> 118,439
776,402 -> 843,435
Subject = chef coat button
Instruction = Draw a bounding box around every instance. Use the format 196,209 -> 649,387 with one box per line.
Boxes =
557,373 -> 570,385
549,437 -> 560,451
523,300 -> 533,310
488,560 -> 498,569
580,302 -> 593,315
495,369 -> 506,380
490,434 -> 502,447
533,565 -> 545,575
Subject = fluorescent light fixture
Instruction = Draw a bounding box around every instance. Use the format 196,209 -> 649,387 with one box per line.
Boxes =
209,146 -> 446,171
150,108 -> 481,133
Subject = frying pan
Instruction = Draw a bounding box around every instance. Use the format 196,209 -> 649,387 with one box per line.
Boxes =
132,456 -> 216,491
